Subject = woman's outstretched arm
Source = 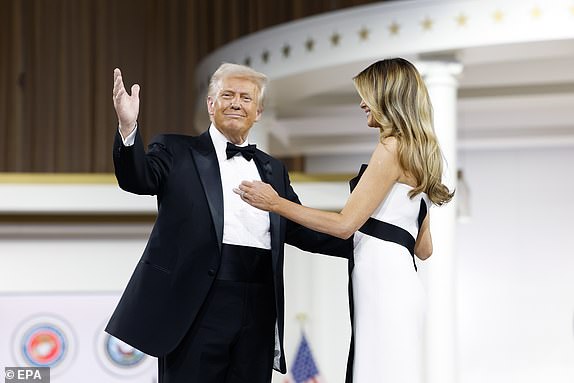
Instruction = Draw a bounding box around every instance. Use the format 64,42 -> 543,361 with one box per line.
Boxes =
236,139 -> 402,239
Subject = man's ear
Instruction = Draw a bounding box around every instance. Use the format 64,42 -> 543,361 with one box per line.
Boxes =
207,96 -> 214,116
255,107 -> 263,122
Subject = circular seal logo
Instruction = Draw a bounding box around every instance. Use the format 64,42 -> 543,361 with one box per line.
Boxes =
12,314 -> 76,377
95,325 -> 154,378
105,335 -> 146,367
22,324 -> 67,367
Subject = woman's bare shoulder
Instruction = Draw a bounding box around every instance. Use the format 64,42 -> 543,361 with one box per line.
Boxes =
367,137 -> 401,180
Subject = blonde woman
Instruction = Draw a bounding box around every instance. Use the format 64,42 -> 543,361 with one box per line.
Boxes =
236,58 -> 453,383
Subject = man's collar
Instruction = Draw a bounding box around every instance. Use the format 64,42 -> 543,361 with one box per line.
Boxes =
209,124 -> 251,161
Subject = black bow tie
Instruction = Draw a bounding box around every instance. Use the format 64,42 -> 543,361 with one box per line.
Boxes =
226,142 -> 257,161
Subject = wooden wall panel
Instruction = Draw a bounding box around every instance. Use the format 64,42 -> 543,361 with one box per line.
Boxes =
0,0 -> 382,172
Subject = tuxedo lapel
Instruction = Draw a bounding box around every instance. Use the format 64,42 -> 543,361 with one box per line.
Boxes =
253,153 -> 272,184
254,152 -> 281,271
190,131 -> 224,251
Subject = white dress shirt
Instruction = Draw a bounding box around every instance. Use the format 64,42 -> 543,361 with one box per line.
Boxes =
120,124 -> 271,249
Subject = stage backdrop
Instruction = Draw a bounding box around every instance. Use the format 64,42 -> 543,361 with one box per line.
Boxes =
0,293 -> 156,383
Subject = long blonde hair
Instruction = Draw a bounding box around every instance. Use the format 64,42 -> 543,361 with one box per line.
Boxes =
353,58 -> 453,205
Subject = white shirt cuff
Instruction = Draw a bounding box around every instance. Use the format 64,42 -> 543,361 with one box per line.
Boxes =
119,124 -> 137,146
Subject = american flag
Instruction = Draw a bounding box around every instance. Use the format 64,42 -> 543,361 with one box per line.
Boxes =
284,332 -> 323,383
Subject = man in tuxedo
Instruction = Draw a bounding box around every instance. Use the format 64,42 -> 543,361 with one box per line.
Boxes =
105,63 -> 351,383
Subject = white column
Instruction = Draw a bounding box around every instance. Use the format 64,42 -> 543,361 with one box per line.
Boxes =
417,61 -> 462,383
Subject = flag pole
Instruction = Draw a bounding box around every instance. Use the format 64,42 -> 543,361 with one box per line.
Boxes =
295,312 -> 308,335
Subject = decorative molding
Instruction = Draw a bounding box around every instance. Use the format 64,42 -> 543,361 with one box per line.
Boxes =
0,222 -> 153,239
0,214 -> 155,223
0,173 -> 116,184
195,0 -> 574,100
0,172 -> 349,186
0,177 -> 350,219
0,174 -> 350,218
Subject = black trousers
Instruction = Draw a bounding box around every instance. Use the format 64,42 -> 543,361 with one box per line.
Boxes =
158,245 -> 276,383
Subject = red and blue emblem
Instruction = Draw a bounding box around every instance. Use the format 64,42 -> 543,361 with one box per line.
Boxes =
13,315 -> 76,376
21,323 -> 67,367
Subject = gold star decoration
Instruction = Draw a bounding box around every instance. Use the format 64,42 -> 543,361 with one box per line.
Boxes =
421,17 -> 433,31
531,6 -> 542,18
261,50 -> 270,63
305,38 -> 315,52
358,27 -> 370,41
282,44 -> 291,58
493,10 -> 504,22
243,57 -> 251,67
455,13 -> 468,27
330,32 -> 341,46
389,22 -> 400,35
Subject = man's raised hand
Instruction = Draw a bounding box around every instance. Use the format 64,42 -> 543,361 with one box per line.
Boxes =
113,68 -> 140,138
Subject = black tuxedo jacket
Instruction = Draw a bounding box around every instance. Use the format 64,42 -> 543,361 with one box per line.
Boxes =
105,128 -> 352,373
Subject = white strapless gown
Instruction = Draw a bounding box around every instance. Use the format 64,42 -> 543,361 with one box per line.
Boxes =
351,181 -> 429,383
